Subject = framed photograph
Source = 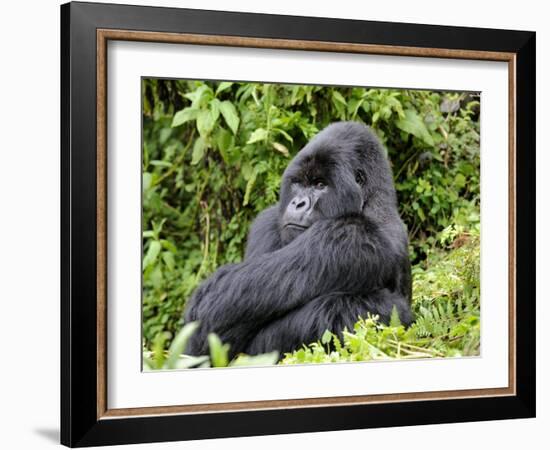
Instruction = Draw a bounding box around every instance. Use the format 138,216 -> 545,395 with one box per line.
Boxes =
61,1 -> 536,447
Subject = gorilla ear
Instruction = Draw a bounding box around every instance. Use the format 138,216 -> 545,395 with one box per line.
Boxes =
355,169 -> 366,186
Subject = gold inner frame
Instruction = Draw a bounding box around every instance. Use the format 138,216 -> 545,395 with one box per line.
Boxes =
96,29 -> 517,420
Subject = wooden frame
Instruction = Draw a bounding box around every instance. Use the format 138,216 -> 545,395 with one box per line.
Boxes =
61,1 -> 535,447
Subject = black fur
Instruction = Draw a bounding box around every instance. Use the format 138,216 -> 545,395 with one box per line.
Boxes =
183,122 -> 412,359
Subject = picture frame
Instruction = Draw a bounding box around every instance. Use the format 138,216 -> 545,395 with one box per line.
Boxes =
60,1 -> 536,447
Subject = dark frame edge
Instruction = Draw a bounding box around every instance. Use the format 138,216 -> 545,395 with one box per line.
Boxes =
61,2 -> 102,447
76,395 -> 534,447
514,32 -> 536,418
60,2 -> 536,447
60,2 -> 72,447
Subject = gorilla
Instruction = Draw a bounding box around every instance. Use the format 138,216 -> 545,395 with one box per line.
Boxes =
183,121 -> 412,359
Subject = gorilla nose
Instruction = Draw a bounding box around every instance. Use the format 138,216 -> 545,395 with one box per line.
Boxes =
290,196 -> 311,212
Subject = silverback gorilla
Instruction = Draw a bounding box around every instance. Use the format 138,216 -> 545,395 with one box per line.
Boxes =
184,121 -> 412,359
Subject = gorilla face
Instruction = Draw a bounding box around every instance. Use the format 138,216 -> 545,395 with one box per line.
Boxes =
279,126 -> 370,245
278,122 -> 397,245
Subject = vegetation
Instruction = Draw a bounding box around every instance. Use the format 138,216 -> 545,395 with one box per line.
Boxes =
143,322 -> 279,370
142,79 -> 480,368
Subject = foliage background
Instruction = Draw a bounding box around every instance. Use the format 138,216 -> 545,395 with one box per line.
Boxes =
142,79 -> 481,366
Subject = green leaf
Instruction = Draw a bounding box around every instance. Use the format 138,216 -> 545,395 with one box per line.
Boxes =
208,333 -> 230,367
159,128 -> 172,144
243,170 -> 257,206
247,128 -> 268,144
152,332 -> 169,369
143,240 -> 161,270
230,352 -> 279,367
165,322 -> 200,368
191,137 -> 207,165
142,172 -> 152,191
215,127 -> 233,152
454,173 -> 466,188
390,305 -> 402,328
321,330 -> 333,345
172,107 -> 199,127
417,207 -> 426,221
149,160 -> 172,168
219,100 -> 240,134
395,109 -> 435,146
196,109 -> 217,137
273,128 -> 293,143
348,98 -> 364,118
161,251 -> 175,271
216,82 -> 233,95
213,128 -> 232,163
209,98 -> 221,121
241,162 -> 254,180
184,84 -> 212,108
332,90 -> 347,106
272,142 -> 289,157
160,239 -> 177,253
174,355 -> 210,369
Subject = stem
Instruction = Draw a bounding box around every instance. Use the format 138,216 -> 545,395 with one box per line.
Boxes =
153,129 -> 195,186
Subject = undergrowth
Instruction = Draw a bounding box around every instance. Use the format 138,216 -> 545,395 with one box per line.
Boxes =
144,230 -> 479,369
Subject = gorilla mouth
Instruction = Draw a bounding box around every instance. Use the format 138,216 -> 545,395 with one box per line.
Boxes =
284,223 -> 309,231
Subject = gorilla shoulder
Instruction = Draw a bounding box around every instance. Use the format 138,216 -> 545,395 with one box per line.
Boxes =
244,205 -> 282,260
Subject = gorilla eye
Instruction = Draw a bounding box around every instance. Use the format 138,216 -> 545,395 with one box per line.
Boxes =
313,180 -> 326,190
355,170 -> 366,186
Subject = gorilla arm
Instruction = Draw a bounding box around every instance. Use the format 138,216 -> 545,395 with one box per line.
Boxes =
243,205 -> 283,259
184,214 -> 403,357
